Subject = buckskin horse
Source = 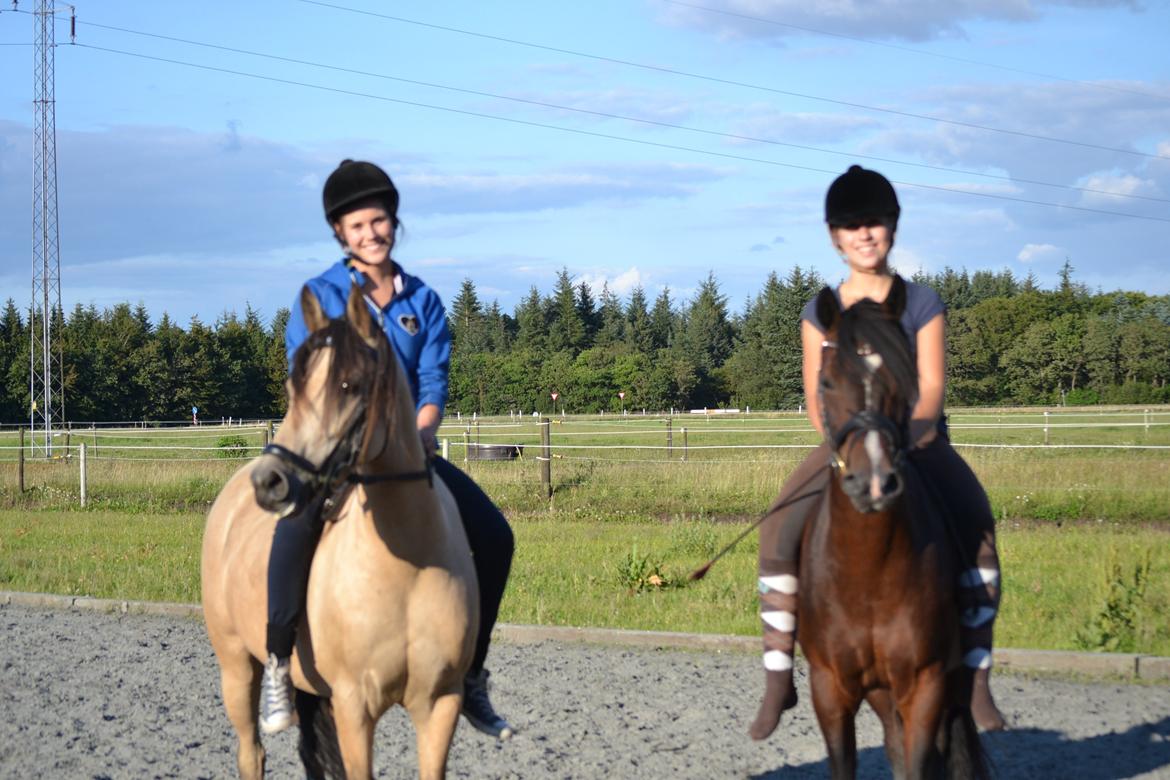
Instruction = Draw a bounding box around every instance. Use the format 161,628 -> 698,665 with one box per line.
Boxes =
799,280 -> 987,779
201,285 -> 478,779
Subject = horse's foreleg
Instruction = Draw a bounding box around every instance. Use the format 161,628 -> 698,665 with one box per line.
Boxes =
331,691 -> 376,780
407,689 -> 463,780
809,665 -> 858,780
218,653 -> 266,780
865,688 -> 906,780
899,671 -> 947,780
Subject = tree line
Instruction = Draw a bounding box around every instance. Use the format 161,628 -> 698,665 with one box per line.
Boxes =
0,262 -> 1167,424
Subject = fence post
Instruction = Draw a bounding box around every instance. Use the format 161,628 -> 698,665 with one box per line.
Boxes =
475,420 -> 480,449
92,425 -> 98,458
79,442 -> 87,508
1145,408 -> 1150,434
682,427 -> 688,461
540,417 -> 552,500
463,427 -> 471,463
441,438 -> 449,461
18,425 -> 25,493
666,418 -> 673,458
1043,411 -> 1050,445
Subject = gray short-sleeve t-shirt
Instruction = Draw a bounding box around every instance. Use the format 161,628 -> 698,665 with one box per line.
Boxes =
801,277 -> 945,350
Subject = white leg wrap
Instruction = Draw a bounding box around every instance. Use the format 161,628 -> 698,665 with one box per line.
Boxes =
959,567 -> 1000,588
764,650 -> 793,671
964,648 -> 993,670
759,574 -> 799,595
961,605 -> 998,628
761,610 -> 796,632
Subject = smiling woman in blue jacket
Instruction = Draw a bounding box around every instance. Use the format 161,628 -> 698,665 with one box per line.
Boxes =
261,160 -> 515,741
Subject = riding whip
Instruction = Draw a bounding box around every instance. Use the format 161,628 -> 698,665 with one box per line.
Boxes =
688,464 -> 828,581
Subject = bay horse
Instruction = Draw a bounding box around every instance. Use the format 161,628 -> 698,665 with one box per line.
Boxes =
799,279 -> 987,779
201,285 -> 478,779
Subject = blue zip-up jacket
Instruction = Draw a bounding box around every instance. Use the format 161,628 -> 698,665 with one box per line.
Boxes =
285,260 -> 451,416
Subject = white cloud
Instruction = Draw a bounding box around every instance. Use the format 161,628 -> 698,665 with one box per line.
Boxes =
577,266 -> 650,297
1017,242 -> 1061,263
657,0 -> 1141,43
1076,172 -> 1162,205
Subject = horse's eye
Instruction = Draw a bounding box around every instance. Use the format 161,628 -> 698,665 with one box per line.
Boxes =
341,380 -> 360,394
819,378 -> 834,391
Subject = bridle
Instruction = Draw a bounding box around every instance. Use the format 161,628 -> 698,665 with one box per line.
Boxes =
261,329 -> 432,517
818,338 -> 908,472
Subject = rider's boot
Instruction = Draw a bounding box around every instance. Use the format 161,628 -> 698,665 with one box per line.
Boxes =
959,537 -> 1006,731
260,653 -> 295,734
462,668 -> 514,740
750,568 -> 799,740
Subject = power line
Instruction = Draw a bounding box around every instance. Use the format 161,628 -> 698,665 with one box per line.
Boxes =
68,18 -> 1170,206
663,0 -> 1170,105
70,42 -> 1170,224
296,0 -> 1170,162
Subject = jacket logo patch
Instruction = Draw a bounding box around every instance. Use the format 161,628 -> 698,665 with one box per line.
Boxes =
397,314 -> 420,336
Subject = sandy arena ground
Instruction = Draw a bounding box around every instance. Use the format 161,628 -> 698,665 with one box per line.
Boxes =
2,605 -> 1169,779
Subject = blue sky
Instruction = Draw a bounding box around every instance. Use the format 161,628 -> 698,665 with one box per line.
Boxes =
1,0 -> 1168,326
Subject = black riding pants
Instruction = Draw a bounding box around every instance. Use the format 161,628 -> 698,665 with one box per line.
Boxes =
433,456 -> 515,673
266,456 -> 515,674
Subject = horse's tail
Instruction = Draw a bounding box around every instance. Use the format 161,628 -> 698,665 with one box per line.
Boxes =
296,692 -> 345,780
943,706 -> 993,780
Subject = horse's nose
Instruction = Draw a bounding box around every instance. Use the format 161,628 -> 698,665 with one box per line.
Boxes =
876,469 -> 903,502
251,462 -> 293,512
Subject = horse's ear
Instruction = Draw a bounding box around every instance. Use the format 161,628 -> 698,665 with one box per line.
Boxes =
815,286 -> 840,331
300,286 -> 329,333
885,275 -> 907,319
345,284 -> 379,345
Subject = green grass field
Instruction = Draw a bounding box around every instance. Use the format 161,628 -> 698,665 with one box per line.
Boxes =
1,509 -> 1166,654
1,407 -> 1168,655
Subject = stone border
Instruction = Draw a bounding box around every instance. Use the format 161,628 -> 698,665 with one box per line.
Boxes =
3,590 -> 1166,682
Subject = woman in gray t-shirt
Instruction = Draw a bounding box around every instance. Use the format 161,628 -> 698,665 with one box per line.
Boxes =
750,166 -> 1005,740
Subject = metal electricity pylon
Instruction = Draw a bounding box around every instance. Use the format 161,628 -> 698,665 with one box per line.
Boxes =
28,0 -> 73,456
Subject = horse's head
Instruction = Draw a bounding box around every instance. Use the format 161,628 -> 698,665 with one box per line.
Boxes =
815,276 -> 917,513
251,284 -> 394,517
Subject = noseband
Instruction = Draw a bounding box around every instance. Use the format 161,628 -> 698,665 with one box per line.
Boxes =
262,330 -> 432,515
819,339 -> 908,472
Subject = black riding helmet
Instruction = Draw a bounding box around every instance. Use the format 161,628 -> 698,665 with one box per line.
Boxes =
322,159 -> 400,225
824,165 -> 900,229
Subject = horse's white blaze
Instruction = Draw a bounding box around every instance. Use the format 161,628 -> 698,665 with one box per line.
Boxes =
764,650 -> 794,671
760,574 -> 798,595
961,606 -> 997,628
762,610 -> 796,633
865,429 -> 885,498
959,567 -> 1000,588
963,648 -> 993,670
863,352 -> 884,371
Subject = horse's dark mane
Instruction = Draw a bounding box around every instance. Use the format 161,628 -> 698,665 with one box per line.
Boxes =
833,299 -> 918,405
289,318 -> 396,437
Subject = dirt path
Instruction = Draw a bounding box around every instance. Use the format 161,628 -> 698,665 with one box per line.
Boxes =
2,605 -> 1168,778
